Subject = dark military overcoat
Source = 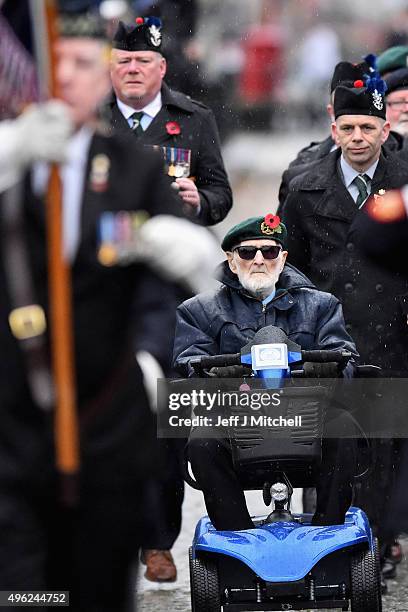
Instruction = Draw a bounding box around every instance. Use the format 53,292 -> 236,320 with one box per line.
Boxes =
278,131 -> 408,211
104,82 -> 233,226
281,147 -> 408,374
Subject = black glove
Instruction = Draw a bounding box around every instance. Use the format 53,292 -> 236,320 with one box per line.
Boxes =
208,365 -> 251,378
303,361 -> 341,378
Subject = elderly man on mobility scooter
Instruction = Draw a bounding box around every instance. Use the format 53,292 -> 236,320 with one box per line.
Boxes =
172,215 -> 382,612
174,214 -> 358,530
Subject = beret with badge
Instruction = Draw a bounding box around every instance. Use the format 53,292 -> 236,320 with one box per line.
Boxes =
377,45 -> 408,76
221,214 -> 287,252
334,54 -> 387,120
112,17 -> 163,53
385,67 -> 408,95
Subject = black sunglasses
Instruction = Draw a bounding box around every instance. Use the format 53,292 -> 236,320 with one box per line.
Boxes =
233,245 -> 282,260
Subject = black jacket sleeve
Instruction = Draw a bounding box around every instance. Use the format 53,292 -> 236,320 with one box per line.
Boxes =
281,191 -> 312,277
194,107 -> 233,226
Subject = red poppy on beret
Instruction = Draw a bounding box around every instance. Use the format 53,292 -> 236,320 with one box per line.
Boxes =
264,214 -> 281,229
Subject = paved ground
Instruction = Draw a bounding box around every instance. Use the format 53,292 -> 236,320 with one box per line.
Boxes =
137,129 -> 408,611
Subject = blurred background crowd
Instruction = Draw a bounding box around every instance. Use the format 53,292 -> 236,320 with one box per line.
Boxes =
3,0 -> 408,132
3,0 -> 408,234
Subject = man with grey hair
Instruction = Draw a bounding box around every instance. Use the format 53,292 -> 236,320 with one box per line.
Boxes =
105,17 -> 232,226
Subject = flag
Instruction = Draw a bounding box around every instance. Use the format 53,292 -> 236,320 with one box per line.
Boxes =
0,1 -> 38,118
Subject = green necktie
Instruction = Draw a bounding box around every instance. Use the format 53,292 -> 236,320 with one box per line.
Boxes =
130,111 -> 144,139
353,173 -> 370,208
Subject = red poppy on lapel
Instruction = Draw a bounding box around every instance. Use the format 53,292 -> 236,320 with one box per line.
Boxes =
166,121 -> 181,135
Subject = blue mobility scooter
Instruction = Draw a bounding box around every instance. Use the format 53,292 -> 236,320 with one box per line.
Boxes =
185,327 -> 381,612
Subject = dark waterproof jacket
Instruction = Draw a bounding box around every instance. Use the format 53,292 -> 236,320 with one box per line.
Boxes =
173,262 -> 358,377
104,82 -> 233,226
281,147 -> 408,374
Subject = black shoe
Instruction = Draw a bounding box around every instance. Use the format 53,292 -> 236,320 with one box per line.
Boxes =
381,571 -> 388,595
382,558 -> 397,580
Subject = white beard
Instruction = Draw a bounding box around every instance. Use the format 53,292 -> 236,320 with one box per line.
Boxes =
394,119 -> 408,136
239,271 -> 279,300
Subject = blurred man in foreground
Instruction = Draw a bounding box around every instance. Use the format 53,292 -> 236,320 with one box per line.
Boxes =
0,12 -> 192,611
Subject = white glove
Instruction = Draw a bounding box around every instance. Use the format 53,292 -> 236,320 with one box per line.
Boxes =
0,101 -> 74,192
14,101 -> 74,165
136,215 -> 222,293
136,350 -> 165,413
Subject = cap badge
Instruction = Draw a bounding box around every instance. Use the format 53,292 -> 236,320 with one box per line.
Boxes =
148,24 -> 162,47
372,90 -> 384,110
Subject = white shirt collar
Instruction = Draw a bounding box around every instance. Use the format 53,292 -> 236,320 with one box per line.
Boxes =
116,91 -> 162,120
340,154 -> 379,188
65,124 -> 93,166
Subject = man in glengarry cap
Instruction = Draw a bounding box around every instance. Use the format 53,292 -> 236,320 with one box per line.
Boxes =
105,16 -> 232,226
281,60 -> 408,591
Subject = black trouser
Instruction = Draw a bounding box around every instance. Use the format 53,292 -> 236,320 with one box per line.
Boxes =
383,438 -> 408,539
354,438 -> 400,553
188,411 -> 357,531
141,438 -> 185,550
0,376 -> 156,611
0,481 -> 151,612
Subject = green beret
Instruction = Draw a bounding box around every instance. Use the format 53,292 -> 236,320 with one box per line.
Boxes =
221,214 -> 287,251
385,67 -> 408,95
377,45 -> 408,76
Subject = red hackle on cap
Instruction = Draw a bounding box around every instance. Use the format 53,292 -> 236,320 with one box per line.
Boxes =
354,79 -> 364,88
135,17 -> 144,25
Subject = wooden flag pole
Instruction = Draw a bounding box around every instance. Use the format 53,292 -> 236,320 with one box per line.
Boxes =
43,0 -> 80,504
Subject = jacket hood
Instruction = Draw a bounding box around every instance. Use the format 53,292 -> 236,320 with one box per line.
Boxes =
216,260 -> 316,294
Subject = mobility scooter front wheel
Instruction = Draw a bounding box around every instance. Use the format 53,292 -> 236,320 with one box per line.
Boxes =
189,547 -> 221,612
350,538 -> 382,611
